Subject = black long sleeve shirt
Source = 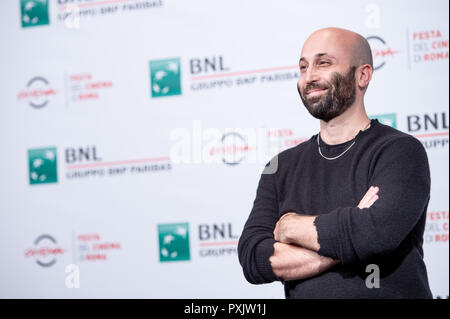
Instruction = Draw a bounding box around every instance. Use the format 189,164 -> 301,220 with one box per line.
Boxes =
238,119 -> 433,298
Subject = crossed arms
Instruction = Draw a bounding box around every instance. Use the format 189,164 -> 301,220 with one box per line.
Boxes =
269,186 -> 379,281
238,137 -> 430,285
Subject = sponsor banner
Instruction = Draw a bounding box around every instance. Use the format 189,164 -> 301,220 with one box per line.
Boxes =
17,72 -> 113,109
24,234 -> 67,267
20,0 -> 50,28
25,232 -> 122,267
28,147 -> 58,185
425,211 -> 449,244
157,221 -> 243,262
158,223 -> 190,262
17,76 -> 58,109
366,36 -> 400,71
149,55 -> 299,99
28,145 -> 172,185
75,233 -> 121,262
410,29 -> 449,65
20,0 -> 164,29
170,120 -> 308,166
370,112 -> 449,150
67,73 -> 113,104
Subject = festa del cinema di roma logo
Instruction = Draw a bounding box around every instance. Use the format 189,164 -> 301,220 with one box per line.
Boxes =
28,147 -> 58,185
25,234 -> 66,267
366,36 -> 399,71
20,0 -> 50,28
158,223 -> 190,262
149,58 -> 182,98
18,76 -> 57,109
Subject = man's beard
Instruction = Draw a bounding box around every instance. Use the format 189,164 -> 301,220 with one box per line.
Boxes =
299,66 -> 357,122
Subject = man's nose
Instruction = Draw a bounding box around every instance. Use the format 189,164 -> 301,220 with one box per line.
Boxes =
304,67 -> 320,84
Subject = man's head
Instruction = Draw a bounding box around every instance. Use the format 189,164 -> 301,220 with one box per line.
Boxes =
297,27 -> 373,122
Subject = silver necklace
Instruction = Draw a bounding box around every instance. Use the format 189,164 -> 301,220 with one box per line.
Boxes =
317,121 -> 371,160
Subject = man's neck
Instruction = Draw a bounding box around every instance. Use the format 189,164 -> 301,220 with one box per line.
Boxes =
319,104 -> 371,145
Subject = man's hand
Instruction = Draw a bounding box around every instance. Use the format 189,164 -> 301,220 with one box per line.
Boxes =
270,242 -> 339,281
273,213 -> 319,250
358,186 -> 379,209
273,212 -> 294,243
273,212 -> 305,244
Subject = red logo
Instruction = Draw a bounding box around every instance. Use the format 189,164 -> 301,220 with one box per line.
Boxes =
366,36 -> 400,70
17,77 -> 57,109
24,234 -> 66,267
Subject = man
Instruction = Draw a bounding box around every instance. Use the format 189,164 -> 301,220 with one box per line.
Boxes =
237,27 -> 432,298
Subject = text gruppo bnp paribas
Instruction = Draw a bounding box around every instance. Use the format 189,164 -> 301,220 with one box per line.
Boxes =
189,55 -> 299,91
57,0 -> 164,22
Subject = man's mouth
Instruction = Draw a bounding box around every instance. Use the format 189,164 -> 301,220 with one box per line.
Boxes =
306,88 -> 328,97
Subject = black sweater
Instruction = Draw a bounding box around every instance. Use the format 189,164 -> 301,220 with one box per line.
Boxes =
238,119 -> 433,298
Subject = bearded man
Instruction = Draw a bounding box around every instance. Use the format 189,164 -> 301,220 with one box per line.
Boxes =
238,27 -> 432,299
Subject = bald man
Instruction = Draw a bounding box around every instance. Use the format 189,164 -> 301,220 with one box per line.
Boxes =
238,28 -> 432,298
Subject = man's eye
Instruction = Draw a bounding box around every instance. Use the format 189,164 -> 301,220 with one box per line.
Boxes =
319,61 -> 330,65
300,65 -> 307,71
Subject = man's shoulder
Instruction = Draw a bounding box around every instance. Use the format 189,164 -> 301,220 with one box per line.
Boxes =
373,121 -> 425,150
370,121 -> 428,162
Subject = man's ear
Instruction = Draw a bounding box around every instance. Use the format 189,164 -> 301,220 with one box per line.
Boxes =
357,64 -> 373,90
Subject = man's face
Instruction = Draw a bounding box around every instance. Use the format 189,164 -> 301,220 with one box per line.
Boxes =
297,34 -> 357,122
297,65 -> 356,122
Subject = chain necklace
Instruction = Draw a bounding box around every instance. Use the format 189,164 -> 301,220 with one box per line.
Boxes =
317,121 -> 371,160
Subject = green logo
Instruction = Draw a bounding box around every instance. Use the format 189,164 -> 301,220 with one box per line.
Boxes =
20,0 -> 49,28
150,58 -> 182,98
158,223 -> 190,262
28,147 -> 58,185
370,113 -> 397,128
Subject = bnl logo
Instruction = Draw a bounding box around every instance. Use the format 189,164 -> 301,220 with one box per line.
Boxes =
149,58 -> 182,98
20,0 -> 50,28
370,113 -> 397,128
158,223 -> 190,262
28,147 -> 58,185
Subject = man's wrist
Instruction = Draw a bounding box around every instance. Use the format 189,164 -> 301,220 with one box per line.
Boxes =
288,215 -> 320,251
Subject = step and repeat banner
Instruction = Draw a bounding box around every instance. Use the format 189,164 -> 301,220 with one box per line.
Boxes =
0,0 -> 448,298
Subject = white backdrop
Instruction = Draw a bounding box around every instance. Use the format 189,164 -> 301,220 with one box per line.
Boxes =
0,0 -> 448,298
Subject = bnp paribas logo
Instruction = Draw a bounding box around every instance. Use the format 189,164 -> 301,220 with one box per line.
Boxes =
150,58 -> 182,98
20,0 -> 50,28
370,113 -> 397,128
158,223 -> 190,262
28,147 -> 58,185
